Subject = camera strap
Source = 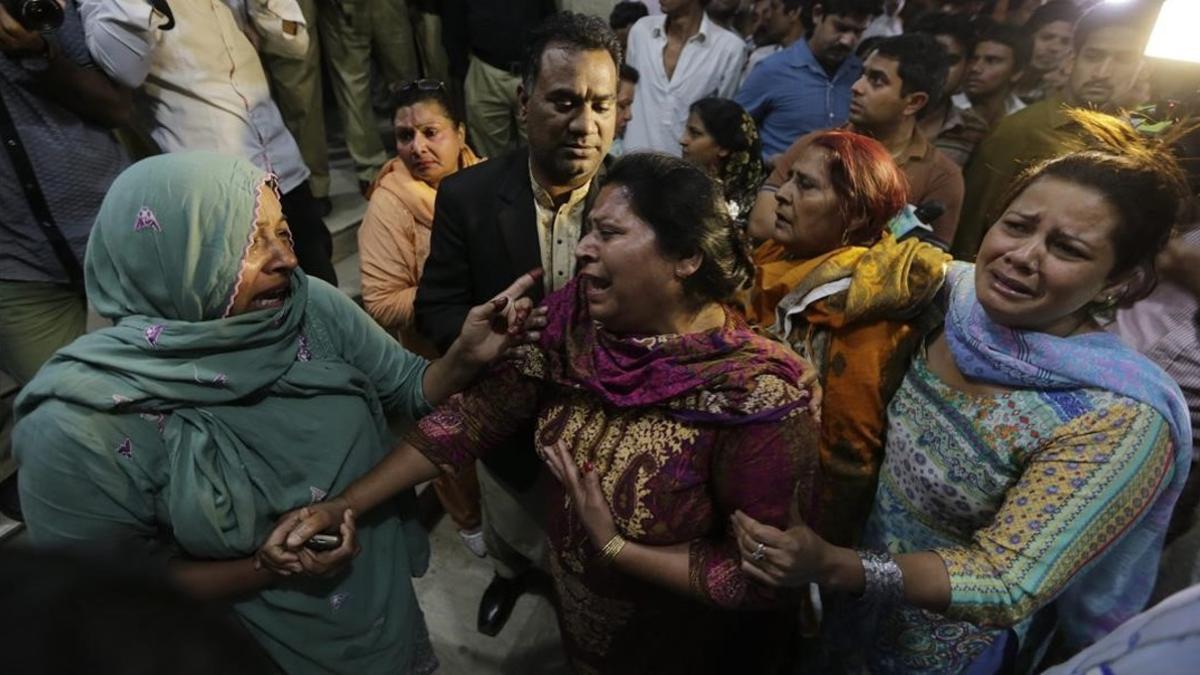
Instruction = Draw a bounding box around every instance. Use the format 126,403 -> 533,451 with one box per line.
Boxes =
0,85 -> 85,287
150,0 -> 176,30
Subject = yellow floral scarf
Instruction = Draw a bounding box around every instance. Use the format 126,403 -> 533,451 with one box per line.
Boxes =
745,234 -> 950,545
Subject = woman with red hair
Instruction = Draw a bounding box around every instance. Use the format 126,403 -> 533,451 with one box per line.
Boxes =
743,129 -> 951,546
734,113 -> 1194,673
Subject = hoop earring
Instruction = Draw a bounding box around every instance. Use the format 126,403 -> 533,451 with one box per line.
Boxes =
840,229 -> 851,246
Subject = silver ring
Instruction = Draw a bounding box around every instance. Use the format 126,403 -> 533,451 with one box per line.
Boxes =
751,541 -> 766,561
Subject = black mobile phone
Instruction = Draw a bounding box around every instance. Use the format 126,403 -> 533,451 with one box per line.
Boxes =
304,533 -> 343,552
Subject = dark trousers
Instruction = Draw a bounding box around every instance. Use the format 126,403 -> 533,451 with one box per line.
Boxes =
280,180 -> 338,285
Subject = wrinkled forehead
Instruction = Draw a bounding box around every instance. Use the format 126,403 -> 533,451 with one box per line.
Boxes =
531,45 -> 618,95
1077,25 -> 1143,58
791,140 -> 833,173
817,12 -> 872,32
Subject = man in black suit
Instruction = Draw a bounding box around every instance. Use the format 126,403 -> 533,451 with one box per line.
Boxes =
415,12 -> 620,637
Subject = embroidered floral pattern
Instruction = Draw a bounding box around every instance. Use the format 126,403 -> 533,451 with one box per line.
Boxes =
297,334 -> 312,362
329,592 -> 350,611
143,324 -> 164,347
116,438 -> 133,459
309,486 -> 327,503
133,206 -> 162,233
189,365 -> 229,387
409,369 -> 816,672
139,412 -> 167,434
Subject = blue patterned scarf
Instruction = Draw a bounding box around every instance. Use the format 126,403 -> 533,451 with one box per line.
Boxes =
943,262 -> 1191,645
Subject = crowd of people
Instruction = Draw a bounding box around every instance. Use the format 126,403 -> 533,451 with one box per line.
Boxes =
2,1 -> 1199,674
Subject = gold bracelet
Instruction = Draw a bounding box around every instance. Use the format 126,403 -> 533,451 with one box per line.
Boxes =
599,534 -> 626,566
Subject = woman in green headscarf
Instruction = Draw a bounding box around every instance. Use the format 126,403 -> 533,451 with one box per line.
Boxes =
12,152 -> 543,674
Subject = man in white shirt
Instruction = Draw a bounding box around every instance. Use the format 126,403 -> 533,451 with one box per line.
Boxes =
861,0 -> 902,39
623,0 -> 746,156
78,0 -> 338,284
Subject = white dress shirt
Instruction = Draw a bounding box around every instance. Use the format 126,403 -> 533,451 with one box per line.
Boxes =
78,0 -> 311,193
623,13 -> 747,156
952,91 -> 1027,120
862,13 -> 903,40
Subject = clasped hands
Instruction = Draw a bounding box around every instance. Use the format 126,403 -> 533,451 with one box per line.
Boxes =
255,499 -> 359,578
256,271 -> 550,576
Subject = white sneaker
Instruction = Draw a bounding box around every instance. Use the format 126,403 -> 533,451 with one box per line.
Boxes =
459,528 -> 488,558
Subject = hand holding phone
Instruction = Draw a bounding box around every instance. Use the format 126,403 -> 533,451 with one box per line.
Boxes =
303,533 -> 343,552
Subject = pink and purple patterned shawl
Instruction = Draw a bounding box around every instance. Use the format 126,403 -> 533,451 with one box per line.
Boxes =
517,277 -> 812,426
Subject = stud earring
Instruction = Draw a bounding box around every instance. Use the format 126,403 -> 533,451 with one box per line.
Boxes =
1094,294 -> 1118,311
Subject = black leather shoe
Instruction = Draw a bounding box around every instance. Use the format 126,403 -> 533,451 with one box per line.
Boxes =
477,574 -> 522,637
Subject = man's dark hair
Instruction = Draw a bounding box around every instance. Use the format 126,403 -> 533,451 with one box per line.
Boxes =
804,0 -> 883,35
907,10 -> 974,49
781,0 -> 806,12
870,33 -> 948,107
523,12 -> 622,91
619,63 -> 640,84
973,21 -> 1032,75
909,11 -> 976,53
856,35 -> 885,60
609,1 -> 649,30
809,0 -> 884,21
1024,0 -> 1080,34
1074,0 -> 1157,53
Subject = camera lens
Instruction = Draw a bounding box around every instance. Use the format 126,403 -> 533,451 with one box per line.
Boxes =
17,0 -> 65,32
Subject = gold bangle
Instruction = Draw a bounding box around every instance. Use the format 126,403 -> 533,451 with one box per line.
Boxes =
599,534 -> 626,566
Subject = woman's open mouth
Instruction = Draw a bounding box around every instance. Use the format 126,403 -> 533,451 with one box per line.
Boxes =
989,270 -> 1035,300
250,286 -> 289,310
582,273 -> 612,301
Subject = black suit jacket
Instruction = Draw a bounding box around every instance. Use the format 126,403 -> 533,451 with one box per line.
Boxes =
415,148 -> 607,489
417,148 -> 542,353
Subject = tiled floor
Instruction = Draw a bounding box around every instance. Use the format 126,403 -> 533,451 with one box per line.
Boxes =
415,515 -> 569,674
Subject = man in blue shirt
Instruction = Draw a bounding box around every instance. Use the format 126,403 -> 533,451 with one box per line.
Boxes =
0,0 -> 131,521
736,0 -> 881,162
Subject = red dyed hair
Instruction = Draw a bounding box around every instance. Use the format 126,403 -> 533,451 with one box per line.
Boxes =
803,130 -> 908,243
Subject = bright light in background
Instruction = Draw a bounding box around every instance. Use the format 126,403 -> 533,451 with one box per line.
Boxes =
1144,0 -> 1200,64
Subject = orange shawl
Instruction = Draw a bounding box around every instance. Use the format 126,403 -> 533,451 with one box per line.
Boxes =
360,146 -> 482,358
746,235 -> 949,545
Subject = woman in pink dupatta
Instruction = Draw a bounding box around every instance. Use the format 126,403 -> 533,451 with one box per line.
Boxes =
271,154 -> 822,674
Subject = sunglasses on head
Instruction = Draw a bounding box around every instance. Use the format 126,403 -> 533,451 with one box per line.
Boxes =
396,79 -> 447,94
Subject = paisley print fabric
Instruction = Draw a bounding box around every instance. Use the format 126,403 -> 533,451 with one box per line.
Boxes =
407,279 -> 821,674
